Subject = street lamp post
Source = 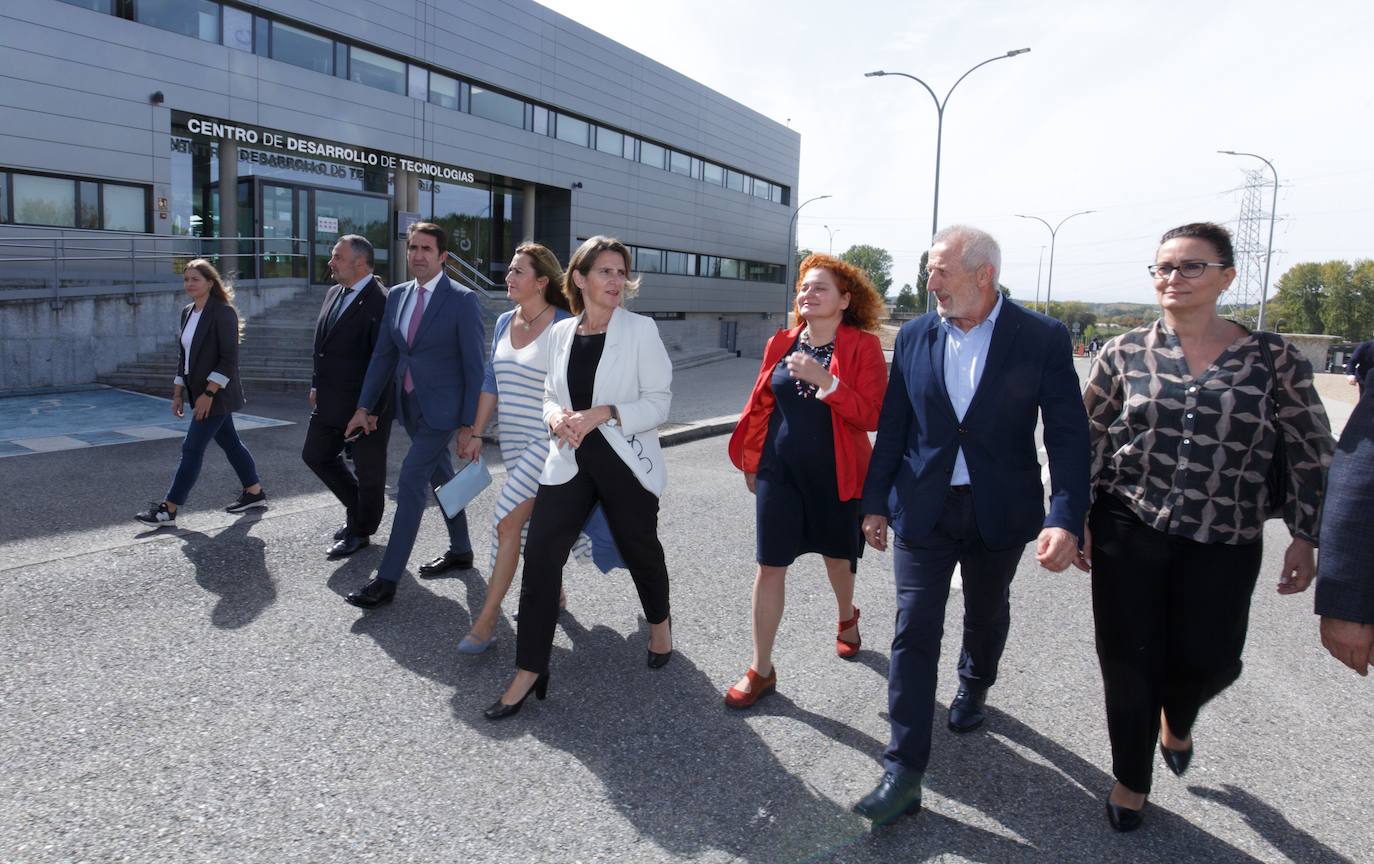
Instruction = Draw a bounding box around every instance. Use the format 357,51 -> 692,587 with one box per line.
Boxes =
1034,245 -> 1045,311
866,48 -> 1030,311
1015,210 -> 1095,313
824,224 -> 841,255
1219,150 -> 1279,331
785,194 -> 832,321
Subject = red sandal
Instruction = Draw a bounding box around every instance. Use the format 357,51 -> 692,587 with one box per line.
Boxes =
836,606 -> 861,659
724,666 -> 777,709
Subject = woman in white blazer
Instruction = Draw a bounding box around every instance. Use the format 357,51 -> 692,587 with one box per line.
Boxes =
486,235 -> 674,720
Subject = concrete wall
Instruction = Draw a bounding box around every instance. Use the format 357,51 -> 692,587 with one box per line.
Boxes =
0,281 -> 299,391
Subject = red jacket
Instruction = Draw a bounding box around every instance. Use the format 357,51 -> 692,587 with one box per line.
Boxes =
728,323 -> 888,501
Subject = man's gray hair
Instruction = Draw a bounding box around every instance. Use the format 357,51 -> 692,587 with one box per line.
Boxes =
933,225 -> 1000,285
340,234 -> 375,268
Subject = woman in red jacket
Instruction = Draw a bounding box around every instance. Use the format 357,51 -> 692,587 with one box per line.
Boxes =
724,253 -> 888,708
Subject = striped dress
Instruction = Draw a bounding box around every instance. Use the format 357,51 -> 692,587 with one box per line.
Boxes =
487,314 -> 595,567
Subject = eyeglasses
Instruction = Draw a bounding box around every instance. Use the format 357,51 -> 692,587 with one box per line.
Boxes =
1147,262 -> 1228,279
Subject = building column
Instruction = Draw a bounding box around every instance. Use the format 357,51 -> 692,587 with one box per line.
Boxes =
392,167 -> 411,284
218,141 -> 239,273
523,182 -> 536,242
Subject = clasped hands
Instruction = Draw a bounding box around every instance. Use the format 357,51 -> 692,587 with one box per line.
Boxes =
785,350 -> 834,391
550,406 -> 613,450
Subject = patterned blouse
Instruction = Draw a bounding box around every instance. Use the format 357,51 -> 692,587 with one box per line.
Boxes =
1083,319 -> 1334,545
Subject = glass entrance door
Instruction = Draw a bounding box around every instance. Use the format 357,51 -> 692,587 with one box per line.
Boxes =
259,182 -> 305,279
312,189 -> 392,284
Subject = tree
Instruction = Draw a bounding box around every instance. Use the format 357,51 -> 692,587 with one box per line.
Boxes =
998,284 -> 1012,300
795,247 -> 814,273
841,244 -> 893,295
1045,300 -> 1097,334
1273,263 -> 1329,334
915,250 -> 930,310
1322,259 -> 1374,340
894,283 -> 917,311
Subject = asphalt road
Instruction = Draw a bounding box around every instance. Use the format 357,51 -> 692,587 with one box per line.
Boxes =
2,388 -> 1370,863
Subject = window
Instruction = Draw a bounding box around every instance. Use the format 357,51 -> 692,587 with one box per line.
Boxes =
699,255 -> 720,277
13,174 -> 75,227
622,135 -> 638,161
665,251 -> 689,275
56,0 -> 112,10
531,105 -> 548,135
669,150 -> 691,176
554,114 -> 590,147
751,178 -> 771,199
103,184 -> 147,231
135,0 -> 219,42
719,257 -> 741,279
771,184 -> 786,205
334,42 -> 348,77
78,181 -> 99,228
690,157 -> 702,179
703,162 -> 724,185
635,247 -> 664,273
429,73 -> 460,110
221,5 -> 252,52
254,16 -> 269,56
595,126 -> 623,156
407,65 -> 428,101
350,47 -> 406,95
470,87 -> 525,129
271,21 -> 333,74
725,169 -> 745,192
0,172 -> 8,223
639,141 -> 666,170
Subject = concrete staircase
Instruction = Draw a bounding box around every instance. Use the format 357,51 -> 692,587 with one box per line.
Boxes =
99,287 -> 735,397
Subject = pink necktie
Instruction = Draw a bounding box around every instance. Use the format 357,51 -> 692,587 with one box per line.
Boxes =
403,285 -> 427,393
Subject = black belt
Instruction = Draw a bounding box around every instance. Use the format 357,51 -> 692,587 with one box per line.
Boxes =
948,485 -> 973,495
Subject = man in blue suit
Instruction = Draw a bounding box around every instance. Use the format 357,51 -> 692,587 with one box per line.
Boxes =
1316,384 -> 1374,676
343,221 -> 486,609
853,225 -> 1091,825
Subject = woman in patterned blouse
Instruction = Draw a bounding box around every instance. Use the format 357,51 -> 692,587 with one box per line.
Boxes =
1080,222 -> 1334,832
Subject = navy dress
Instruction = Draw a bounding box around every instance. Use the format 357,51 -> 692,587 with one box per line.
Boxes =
755,337 -> 863,571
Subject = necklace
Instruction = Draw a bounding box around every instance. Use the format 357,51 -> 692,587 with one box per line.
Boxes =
578,316 -> 611,335
517,304 -> 551,332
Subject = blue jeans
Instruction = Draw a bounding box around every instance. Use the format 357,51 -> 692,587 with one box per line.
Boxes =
165,412 -> 261,506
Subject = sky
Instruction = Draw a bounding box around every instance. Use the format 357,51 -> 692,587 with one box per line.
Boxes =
536,0 -> 1374,305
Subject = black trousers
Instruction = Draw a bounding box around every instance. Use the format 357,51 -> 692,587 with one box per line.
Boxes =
515,434 -> 670,674
1090,493 -> 1262,794
301,412 -> 392,538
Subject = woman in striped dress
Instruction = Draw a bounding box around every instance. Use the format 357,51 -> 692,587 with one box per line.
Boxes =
457,243 -> 613,653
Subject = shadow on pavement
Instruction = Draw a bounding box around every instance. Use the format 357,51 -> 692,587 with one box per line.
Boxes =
178,514 -> 275,629
1190,783 -> 1353,864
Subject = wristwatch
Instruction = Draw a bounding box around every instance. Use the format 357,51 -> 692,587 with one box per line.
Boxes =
605,405 -> 620,427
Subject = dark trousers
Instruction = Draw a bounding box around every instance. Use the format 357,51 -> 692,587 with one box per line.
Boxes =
1090,493 -> 1263,794
885,487 -> 1024,779
302,411 -> 391,537
515,434 -> 670,674
375,391 -> 470,583
165,412 -> 260,506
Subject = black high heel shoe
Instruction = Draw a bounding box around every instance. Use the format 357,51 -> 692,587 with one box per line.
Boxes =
1159,741 -> 1194,776
647,615 -> 673,669
483,672 -> 549,721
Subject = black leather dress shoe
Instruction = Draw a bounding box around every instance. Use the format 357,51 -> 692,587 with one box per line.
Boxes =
418,550 -> 474,577
947,684 -> 988,733
853,772 -> 923,826
327,535 -> 370,559
1160,741 -> 1193,776
345,577 -> 396,609
333,523 -> 348,541
1105,799 -> 1145,832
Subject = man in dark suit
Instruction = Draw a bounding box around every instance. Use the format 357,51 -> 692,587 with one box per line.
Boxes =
853,225 -> 1091,825
1316,384 -> 1374,676
302,235 -> 392,558
343,222 -> 486,609
1346,338 -> 1374,396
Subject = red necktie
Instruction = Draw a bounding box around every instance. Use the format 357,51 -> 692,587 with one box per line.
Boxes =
403,285 -> 427,393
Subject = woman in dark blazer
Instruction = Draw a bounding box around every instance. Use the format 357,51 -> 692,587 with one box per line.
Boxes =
484,235 -> 674,719
723,253 -> 887,708
135,259 -> 266,526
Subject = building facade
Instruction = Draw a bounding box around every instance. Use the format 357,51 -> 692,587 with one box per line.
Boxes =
0,0 -> 800,389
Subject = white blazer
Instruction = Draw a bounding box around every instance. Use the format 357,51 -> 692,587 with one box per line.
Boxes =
540,306 -> 673,497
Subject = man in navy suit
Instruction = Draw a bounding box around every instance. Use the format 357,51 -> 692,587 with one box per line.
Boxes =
1316,384 -> 1374,676
343,221 -> 486,609
853,225 -> 1091,825
1346,338 -> 1374,396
